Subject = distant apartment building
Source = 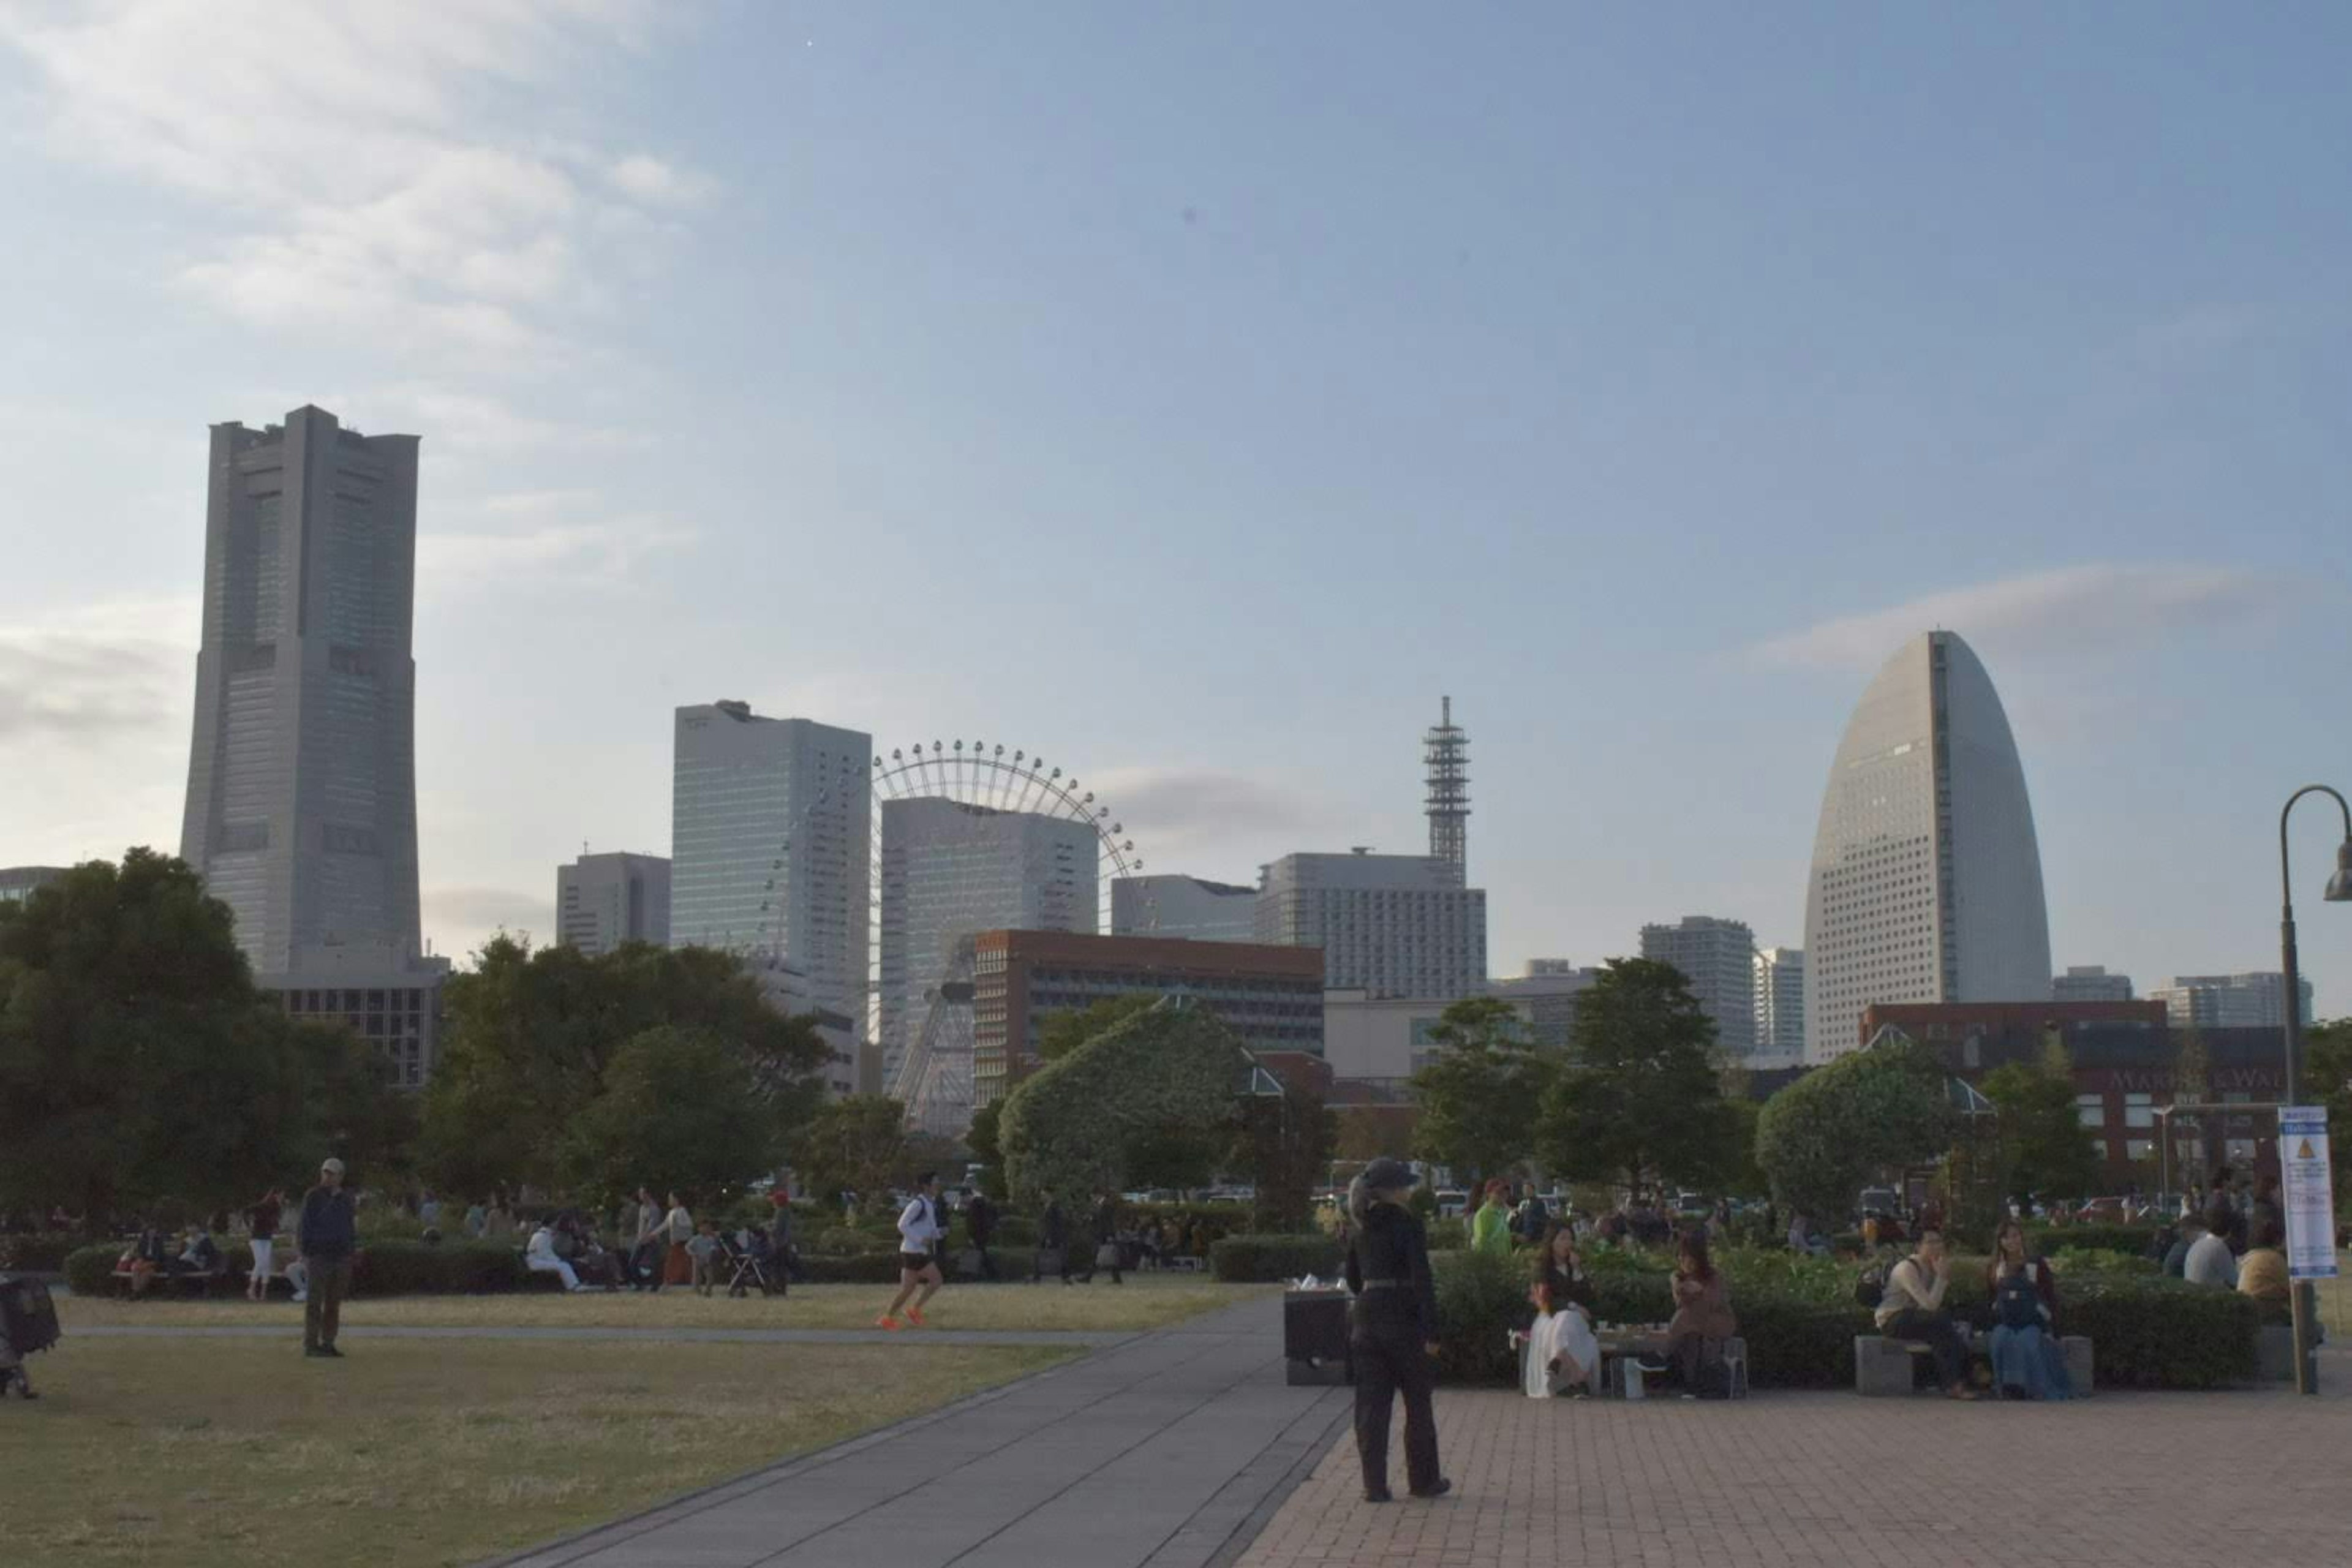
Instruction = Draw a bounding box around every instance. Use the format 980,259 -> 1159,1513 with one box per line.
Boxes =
0,866 -> 67,906
557,851 -> 671,957
1752,946 -> 1806,1066
969,929 -> 1324,1104
1255,850 -> 1485,1000
1323,989 -> 1535,1086
1639,915 -> 1758,1059
672,701 -> 872,1023
878,797 -> 1098,1084
177,405 -> 447,1086
2148,973 -> 2316,1030
2053,965 -> 2134,1003
1488,960 -> 1600,1051
1111,873 -> 1259,942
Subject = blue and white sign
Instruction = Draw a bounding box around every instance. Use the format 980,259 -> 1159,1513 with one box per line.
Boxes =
2278,1106 -> 2338,1282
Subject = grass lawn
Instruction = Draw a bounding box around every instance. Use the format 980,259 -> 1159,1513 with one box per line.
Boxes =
59,1275 -> 1268,1335
0,1336 -> 1072,1568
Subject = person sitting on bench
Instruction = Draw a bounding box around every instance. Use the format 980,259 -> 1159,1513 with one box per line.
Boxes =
1875,1228 -> 1978,1400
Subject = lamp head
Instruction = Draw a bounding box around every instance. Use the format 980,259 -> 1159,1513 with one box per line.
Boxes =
2327,840 -> 2352,903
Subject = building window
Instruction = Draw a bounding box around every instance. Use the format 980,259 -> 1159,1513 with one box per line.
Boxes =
2075,1094 -> 2105,1129
2124,1093 -> 2155,1131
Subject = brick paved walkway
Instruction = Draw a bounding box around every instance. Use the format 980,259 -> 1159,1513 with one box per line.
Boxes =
1238,1360 -> 2352,1567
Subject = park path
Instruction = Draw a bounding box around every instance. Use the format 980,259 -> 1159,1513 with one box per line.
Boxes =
486,1294 -> 1344,1568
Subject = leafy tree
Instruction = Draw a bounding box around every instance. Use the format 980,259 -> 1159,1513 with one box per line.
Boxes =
789,1095 -> 909,1208
964,1101 -> 1010,1201
1980,1060 -> 2101,1204
1409,996 -> 1550,1188
2303,1019 -> 2352,1209
1755,1036 -> 1956,1223
557,1027 -> 777,1202
1536,958 -> 1733,1197
0,850 -> 411,1218
1234,1084 -> 1336,1232
423,935 -> 831,1194
1036,994 -> 1159,1063
1000,1001 -> 1242,1201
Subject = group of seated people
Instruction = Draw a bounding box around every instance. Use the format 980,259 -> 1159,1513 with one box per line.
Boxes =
1515,1226 -> 1740,1400
116,1223 -> 228,1295
1869,1221 -> 2077,1401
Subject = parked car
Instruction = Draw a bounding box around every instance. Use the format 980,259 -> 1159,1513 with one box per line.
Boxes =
1434,1189 -> 1471,1219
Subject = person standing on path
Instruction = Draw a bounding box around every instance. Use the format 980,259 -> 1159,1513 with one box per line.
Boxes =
964,1189 -> 1000,1281
878,1172 -> 946,1328
298,1159 -> 356,1359
1034,1189 -> 1073,1284
1076,1188 -> 1123,1284
1469,1180 -> 1513,1257
244,1189 -> 284,1301
661,1192 -> 696,1288
1343,1158 -> 1450,1504
628,1186 -> 663,1290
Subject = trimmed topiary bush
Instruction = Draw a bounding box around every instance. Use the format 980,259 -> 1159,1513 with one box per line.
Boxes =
66,1243 -> 120,1295
1000,1001 -> 1245,1201
1212,1233 -> 1341,1283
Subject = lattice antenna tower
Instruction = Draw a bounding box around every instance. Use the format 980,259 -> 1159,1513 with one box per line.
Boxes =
1423,695 -> 1469,886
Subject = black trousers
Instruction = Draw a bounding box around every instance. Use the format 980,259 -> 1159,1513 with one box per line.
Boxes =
1883,1309 -> 1969,1389
1351,1327 -> 1440,1497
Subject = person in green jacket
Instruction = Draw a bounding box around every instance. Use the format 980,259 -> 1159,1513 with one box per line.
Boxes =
1469,1180 -> 1515,1256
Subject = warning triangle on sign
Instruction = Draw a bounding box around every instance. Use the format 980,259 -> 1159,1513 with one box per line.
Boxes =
2299,1139 -> 2317,1159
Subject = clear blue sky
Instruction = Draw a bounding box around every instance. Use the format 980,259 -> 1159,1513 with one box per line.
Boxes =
2,3 -> 2346,1012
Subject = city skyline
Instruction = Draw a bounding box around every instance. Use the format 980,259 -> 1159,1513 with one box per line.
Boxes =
4,7 -> 2348,1017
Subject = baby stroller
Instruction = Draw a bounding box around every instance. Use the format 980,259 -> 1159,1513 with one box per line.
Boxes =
1,1273 -> 61,1400
725,1229 -> 779,1298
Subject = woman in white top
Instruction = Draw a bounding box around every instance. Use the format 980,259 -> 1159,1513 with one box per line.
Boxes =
525,1221 -> 582,1291
1520,1223 -> 1600,1398
662,1193 -> 695,1287
877,1172 -> 946,1329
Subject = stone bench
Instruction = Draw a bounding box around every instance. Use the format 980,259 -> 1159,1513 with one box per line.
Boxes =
2256,1324 -> 2297,1382
1855,1332 -> 2091,1396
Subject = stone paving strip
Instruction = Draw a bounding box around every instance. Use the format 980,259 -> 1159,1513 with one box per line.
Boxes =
75,1324 -> 1133,1348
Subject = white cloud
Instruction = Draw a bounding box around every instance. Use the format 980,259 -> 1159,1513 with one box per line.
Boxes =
1746,564 -> 2301,673
0,1 -> 710,363
419,515 -> 698,586
0,595 -> 197,742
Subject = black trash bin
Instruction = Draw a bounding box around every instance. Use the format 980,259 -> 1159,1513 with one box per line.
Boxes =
1283,1287 -> 1352,1386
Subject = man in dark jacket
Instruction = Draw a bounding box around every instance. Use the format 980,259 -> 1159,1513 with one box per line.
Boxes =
1076,1189 -> 1123,1284
298,1158 -> 357,1359
1344,1157 -> 1449,1503
1033,1191 -> 1072,1284
965,1190 -> 1000,1281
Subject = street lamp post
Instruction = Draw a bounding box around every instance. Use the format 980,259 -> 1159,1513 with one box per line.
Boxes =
2275,783 -> 2352,1397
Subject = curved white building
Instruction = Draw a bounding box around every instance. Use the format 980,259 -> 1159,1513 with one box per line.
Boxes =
1801,631 -> 2051,1062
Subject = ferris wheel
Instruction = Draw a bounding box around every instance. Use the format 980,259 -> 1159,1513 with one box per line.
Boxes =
747,739 -> 1148,1139
872,742 -> 1145,1137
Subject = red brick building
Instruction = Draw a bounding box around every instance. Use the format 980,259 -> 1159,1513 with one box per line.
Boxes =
971,930 -> 1325,1106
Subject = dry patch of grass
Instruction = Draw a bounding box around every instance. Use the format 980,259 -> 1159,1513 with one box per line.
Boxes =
61,1276 -> 1267,1335
0,1336 -> 1069,1567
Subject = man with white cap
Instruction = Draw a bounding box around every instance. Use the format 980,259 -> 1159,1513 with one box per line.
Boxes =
298,1158 -> 358,1359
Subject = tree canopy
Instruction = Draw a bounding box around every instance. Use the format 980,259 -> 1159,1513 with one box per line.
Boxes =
0,850 -> 411,1218
1537,957 -> 1733,1197
556,1026 -> 780,1201
999,999 -> 1244,1200
422,935 -> 831,1199
788,1095 -> 910,1208
1036,994 -> 1159,1063
1980,1059 -> 2101,1203
1755,1035 -> 1956,1222
1408,995 -> 1551,1188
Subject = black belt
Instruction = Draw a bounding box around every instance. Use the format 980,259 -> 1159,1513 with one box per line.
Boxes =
1359,1278 -> 1405,1289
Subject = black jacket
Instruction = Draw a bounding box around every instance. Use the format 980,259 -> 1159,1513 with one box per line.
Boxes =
966,1196 -> 997,1244
1343,1202 -> 1438,1343
1536,1257 -> 1593,1315
1090,1197 -> 1118,1243
300,1186 -> 357,1259
1040,1202 -> 1068,1249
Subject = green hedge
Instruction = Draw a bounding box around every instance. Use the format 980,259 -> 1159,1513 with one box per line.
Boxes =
65,1245 -> 119,1295
2023,1223 -> 2162,1257
1,1234 -> 104,1272
1212,1234 -> 1341,1283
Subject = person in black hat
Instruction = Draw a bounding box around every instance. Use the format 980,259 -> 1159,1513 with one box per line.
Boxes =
1343,1157 -> 1450,1504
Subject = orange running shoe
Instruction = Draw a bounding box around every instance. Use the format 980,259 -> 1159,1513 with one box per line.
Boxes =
907,1306 -> 927,1328
875,1315 -> 900,1330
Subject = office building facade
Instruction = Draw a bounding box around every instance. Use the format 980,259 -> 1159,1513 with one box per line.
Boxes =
1255,850 -> 1485,1000
2148,973 -> 2315,1030
1487,960 -> 1600,1052
557,851 -> 671,957
1801,631 -> 2052,1063
177,405 -> 447,1085
969,929 -> 1324,1104
1110,873 -> 1260,942
877,797 -> 1099,1082
1640,915 -> 1758,1058
672,701 -> 872,1031
1752,946 -> 1806,1066
0,866 -> 67,907
2053,965 -> 2135,1003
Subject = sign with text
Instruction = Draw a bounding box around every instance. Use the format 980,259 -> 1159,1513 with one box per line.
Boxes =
2278,1106 -> 2338,1282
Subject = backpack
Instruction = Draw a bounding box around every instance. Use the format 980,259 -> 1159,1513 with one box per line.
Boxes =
1853,1257 -> 1888,1310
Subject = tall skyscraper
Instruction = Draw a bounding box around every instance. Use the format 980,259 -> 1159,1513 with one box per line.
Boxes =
876,797 -> 1099,1082
1640,915 -> 1758,1058
671,701 -> 872,1029
178,406 -> 448,1086
1110,873 -> 1259,941
2054,964 -> 2134,1003
1752,946 -> 1806,1065
1255,850 -> 1486,1000
557,851 -> 671,957
1423,696 -> 1469,886
2149,973 -> 2315,1030
1802,630 -> 2052,1063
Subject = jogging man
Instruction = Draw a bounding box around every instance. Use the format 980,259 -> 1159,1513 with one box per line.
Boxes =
877,1172 -> 946,1329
